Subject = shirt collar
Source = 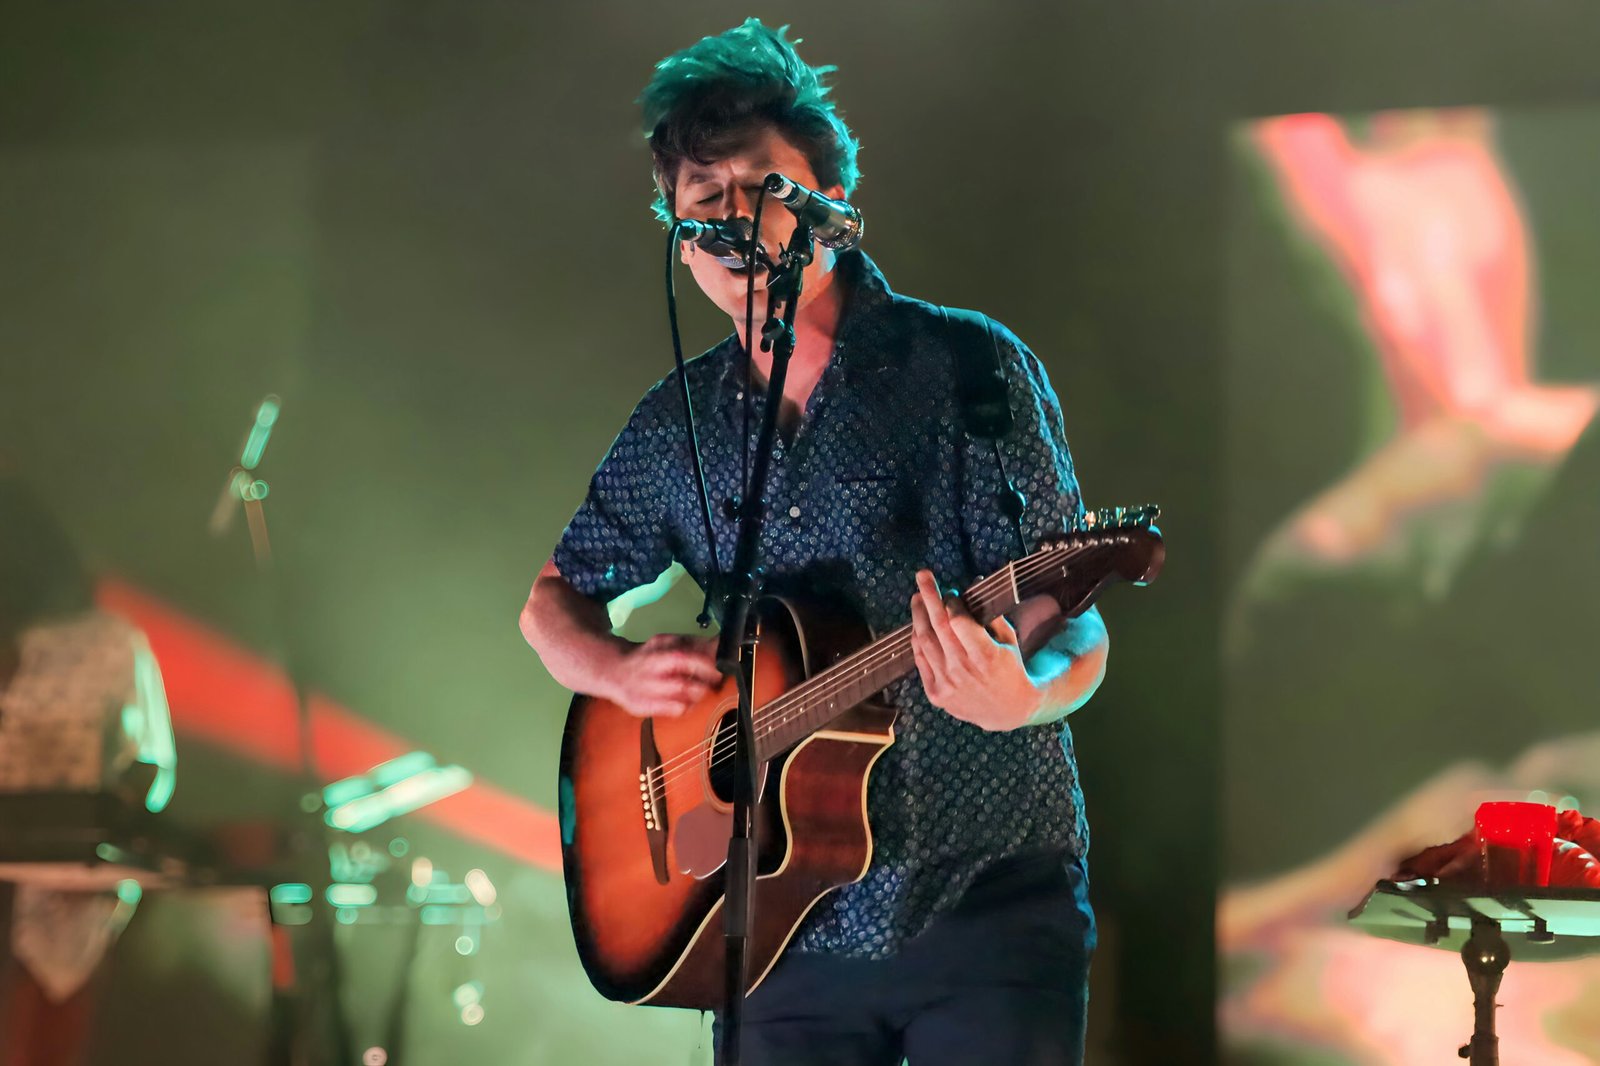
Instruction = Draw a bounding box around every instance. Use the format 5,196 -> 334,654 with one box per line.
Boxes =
713,249 -> 894,406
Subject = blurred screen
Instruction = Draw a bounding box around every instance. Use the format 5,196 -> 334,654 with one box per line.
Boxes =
1221,106 -> 1600,1064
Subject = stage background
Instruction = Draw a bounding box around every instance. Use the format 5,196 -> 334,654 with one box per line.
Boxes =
1,2 -> 1596,1063
1221,104 -> 1600,1064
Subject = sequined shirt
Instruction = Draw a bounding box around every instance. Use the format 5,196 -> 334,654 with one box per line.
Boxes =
553,250 -> 1090,958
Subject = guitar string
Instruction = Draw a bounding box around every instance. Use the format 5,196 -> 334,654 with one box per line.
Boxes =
645,571 -> 1020,794
644,541 -> 1114,794
643,554 -> 1040,788
716,541 -> 1105,742
644,542 -> 1105,793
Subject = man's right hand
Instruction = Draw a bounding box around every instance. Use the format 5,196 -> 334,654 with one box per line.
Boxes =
521,561 -> 724,717
606,634 -> 722,718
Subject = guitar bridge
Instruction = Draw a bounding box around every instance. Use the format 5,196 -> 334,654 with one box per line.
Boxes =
639,720 -> 670,885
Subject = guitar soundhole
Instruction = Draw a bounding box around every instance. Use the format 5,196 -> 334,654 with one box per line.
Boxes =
705,709 -> 786,875
706,710 -> 743,804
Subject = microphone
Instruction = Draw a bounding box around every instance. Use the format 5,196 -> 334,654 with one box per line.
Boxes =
763,173 -> 864,251
676,217 -> 766,270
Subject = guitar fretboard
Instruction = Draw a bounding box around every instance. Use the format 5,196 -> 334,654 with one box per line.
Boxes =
751,541 -> 1112,760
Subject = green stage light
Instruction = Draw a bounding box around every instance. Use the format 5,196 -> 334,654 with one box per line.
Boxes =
464,868 -> 496,906
420,883 -> 471,905
128,646 -> 177,813
96,842 -> 131,864
370,751 -> 437,789
323,753 -> 472,833
322,772 -> 376,810
326,883 -> 378,907
241,396 -> 280,470
270,883 -> 313,905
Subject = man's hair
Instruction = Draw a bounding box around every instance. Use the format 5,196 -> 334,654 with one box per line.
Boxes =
640,19 -> 860,224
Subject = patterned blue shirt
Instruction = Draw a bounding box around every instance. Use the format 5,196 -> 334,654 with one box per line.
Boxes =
553,250 -> 1090,958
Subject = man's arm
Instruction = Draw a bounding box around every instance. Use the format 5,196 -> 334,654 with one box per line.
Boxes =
914,318 -> 1112,730
1017,604 -> 1109,726
910,570 -> 1108,732
520,558 -> 720,718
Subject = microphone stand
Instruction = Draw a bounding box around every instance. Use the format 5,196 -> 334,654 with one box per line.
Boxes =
715,222 -> 814,1066
212,402 -> 353,1066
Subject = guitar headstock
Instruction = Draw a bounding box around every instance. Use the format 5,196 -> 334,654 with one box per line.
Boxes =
1035,503 -> 1164,601
1070,503 -> 1161,537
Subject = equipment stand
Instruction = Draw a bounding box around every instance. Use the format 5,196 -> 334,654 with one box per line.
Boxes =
1458,919 -> 1509,1065
1349,880 -> 1600,1066
713,221 -> 815,1066
214,404 -> 353,1066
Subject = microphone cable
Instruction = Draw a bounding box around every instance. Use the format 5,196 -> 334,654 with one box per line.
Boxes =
665,218 -> 725,627
660,187 -> 772,626
741,188 -> 770,517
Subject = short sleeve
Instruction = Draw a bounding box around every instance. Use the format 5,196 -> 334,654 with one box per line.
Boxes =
962,324 -> 1084,574
552,382 -> 684,603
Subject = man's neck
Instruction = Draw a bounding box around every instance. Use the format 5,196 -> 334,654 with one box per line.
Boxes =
736,264 -> 849,382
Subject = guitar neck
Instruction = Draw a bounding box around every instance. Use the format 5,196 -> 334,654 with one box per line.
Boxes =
753,546 -> 1103,761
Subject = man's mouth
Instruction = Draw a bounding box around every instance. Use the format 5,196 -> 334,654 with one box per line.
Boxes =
723,260 -> 770,280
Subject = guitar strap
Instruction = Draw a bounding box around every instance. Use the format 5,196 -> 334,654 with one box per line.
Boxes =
939,306 -> 1029,561
940,306 -> 1014,440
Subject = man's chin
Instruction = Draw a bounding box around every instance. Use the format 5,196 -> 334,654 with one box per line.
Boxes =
711,270 -> 769,308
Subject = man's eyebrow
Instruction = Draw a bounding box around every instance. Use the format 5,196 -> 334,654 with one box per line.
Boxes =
680,163 -> 779,187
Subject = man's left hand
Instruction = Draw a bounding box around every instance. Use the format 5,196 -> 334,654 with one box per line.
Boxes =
909,569 -> 1043,731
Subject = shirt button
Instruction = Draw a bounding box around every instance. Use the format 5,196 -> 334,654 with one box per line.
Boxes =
788,505 -> 802,519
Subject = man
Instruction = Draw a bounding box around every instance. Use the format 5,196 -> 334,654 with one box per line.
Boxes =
520,19 -> 1109,1065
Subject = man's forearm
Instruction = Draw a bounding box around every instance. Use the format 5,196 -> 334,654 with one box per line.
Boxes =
519,560 -> 630,700
1021,608 -> 1109,726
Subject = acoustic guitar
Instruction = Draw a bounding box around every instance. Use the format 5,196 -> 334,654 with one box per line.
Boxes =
558,505 -> 1163,1008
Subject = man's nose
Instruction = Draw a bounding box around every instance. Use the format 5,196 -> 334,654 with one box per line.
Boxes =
727,185 -> 757,219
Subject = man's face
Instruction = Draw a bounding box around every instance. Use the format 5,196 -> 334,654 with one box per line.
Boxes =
671,124 -> 844,324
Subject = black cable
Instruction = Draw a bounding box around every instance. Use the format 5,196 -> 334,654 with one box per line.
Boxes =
665,221 -> 725,628
741,191 -> 769,513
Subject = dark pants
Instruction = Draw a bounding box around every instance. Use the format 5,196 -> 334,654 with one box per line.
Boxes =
718,852 -> 1094,1066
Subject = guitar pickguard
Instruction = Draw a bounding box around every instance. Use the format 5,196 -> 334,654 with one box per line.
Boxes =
673,802 -> 730,879
668,748 -> 771,879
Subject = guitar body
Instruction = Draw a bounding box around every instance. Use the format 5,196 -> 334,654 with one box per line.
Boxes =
558,596 -> 896,1008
